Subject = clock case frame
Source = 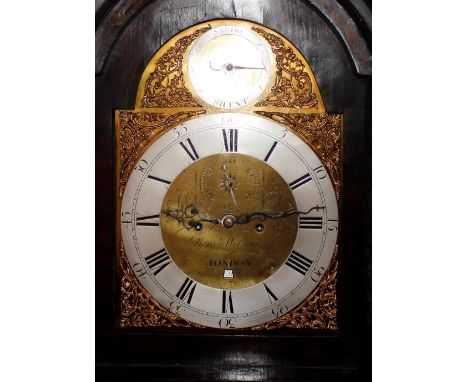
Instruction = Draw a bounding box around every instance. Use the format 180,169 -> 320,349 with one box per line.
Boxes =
97,1 -> 372,380
114,19 -> 343,331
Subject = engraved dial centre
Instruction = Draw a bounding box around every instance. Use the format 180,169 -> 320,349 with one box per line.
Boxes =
160,153 -> 298,290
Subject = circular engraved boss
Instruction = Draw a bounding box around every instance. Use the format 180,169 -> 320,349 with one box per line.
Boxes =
160,153 -> 298,290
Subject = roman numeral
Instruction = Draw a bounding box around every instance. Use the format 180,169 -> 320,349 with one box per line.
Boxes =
286,251 -> 313,276
176,278 -> 197,304
147,175 -> 171,185
289,173 -> 312,190
299,216 -> 323,229
263,283 -> 278,304
144,248 -> 171,276
179,138 -> 199,161
136,214 -> 160,227
222,129 -> 238,152
264,141 -> 278,162
222,290 -> 234,314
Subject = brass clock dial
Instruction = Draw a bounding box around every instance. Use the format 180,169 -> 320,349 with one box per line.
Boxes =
120,113 -> 339,329
187,25 -> 273,109
160,153 -> 298,290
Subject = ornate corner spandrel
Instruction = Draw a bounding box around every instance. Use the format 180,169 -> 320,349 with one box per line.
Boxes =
255,111 -> 342,200
140,26 -> 211,108
251,245 -> 338,330
252,27 -> 320,110
120,243 -> 203,328
117,110 -> 206,197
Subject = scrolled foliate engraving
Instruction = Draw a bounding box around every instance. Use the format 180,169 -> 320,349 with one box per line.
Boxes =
141,26 -> 211,108
252,27 -> 318,109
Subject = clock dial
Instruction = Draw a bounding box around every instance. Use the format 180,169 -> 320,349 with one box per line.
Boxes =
120,113 -> 338,329
187,25 -> 272,109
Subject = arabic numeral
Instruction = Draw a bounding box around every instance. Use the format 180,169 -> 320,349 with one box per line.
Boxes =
136,159 -> 148,172
218,318 -> 236,328
221,115 -> 233,125
313,165 -> 327,180
121,211 -> 131,224
245,168 -> 255,176
277,128 -> 288,139
271,305 -> 289,318
311,266 -> 326,283
169,301 -> 185,316
132,262 -> 147,278
328,219 -> 338,231
173,125 -> 188,138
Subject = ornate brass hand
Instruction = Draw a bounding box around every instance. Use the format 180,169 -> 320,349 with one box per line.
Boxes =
234,205 -> 325,225
161,204 -> 324,230
161,204 -> 221,230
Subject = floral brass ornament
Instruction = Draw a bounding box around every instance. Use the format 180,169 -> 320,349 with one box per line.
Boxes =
120,243 -> 203,328
252,27 -> 319,109
140,26 -> 211,108
255,111 -> 342,201
117,110 -> 205,197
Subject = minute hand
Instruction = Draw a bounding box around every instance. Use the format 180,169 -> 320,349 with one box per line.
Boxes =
234,205 -> 325,225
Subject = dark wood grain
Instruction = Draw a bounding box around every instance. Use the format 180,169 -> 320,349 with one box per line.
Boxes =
96,0 -> 371,380
95,0 -> 371,75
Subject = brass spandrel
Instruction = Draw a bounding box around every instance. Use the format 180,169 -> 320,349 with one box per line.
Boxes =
139,26 -> 211,108
116,110 -> 206,197
252,26 -> 322,111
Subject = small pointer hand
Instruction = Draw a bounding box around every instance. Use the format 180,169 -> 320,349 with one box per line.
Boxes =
210,61 -> 266,71
221,164 -> 238,208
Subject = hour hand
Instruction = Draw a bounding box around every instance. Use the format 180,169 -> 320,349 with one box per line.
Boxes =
161,204 -> 221,229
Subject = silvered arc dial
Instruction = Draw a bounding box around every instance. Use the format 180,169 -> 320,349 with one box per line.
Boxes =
187,25 -> 273,109
120,113 -> 338,329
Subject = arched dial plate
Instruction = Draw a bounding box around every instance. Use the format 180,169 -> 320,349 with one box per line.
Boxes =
120,113 -> 338,329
